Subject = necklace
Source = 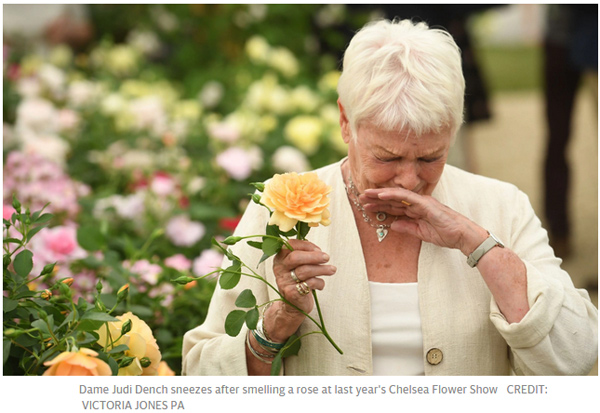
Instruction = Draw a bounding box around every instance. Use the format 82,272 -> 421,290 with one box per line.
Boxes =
345,174 -> 398,242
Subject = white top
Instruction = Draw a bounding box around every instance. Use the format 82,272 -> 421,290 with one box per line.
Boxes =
369,281 -> 424,376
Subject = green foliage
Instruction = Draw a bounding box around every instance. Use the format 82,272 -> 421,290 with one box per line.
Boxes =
2,202 -> 127,375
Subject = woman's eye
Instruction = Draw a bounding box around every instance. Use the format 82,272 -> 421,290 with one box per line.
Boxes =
420,157 -> 441,163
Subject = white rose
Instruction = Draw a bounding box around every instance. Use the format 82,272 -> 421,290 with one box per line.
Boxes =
272,146 -> 311,173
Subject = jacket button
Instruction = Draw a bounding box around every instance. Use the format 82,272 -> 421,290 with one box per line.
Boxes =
426,348 -> 443,365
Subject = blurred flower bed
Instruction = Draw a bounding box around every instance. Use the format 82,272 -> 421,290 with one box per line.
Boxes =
3,4 -> 362,375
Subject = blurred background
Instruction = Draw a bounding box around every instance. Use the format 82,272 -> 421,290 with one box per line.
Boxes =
3,4 -> 597,375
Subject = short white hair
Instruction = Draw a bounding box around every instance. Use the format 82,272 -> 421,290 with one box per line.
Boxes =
337,18 -> 465,139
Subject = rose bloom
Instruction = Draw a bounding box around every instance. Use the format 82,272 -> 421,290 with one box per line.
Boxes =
165,215 -> 205,247
284,116 -> 323,155
272,146 -> 310,173
192,249 -> 224,278
96,312 -> 161,376
164,254 -> 192,272
150,172 -> 176,197
3,204 -> 15,221
30,225 -> 87,276
261,172 -> 332,232
216,147 -> 253,181
123,259 -> 163,286
43,348 -> 112,376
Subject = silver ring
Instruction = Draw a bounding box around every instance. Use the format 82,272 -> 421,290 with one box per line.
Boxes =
290,269 -> 300,283
296,282 -> 310,296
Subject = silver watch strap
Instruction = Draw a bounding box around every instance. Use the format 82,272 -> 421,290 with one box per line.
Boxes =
467,234 -> 503,267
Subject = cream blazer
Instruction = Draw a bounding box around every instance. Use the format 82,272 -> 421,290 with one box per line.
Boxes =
182,160 -> 598,375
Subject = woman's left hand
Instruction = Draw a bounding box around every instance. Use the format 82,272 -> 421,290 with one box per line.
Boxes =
361,187 -> 488,256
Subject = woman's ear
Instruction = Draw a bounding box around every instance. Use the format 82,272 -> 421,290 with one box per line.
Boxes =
337,98 -> 352,144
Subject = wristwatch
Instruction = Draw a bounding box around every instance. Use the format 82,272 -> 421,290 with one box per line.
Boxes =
467,231 -> 504,268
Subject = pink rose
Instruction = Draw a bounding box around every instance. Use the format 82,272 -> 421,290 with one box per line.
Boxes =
216,147 -> 253,181
192,249 -> 224,278
150,172 -> 176,197
30,224 -> 87,275
3,204 -> 15,221
208,122 -> 241,143
165,215 -> 205,247
124,259 -> 163,286
31,225 -> 86,260
164,254 -> 192,272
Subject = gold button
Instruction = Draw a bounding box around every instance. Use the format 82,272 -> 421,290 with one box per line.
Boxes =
426,348 -> 443,365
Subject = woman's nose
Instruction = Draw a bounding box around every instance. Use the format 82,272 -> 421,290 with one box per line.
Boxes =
392,161 -> 420,191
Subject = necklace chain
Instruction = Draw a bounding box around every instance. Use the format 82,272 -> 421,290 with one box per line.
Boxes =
345,174 -> 398,242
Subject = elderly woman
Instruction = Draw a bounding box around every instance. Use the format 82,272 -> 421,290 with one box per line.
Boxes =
182,19 -> 598,375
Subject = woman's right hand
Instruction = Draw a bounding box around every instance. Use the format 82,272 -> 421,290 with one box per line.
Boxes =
264,239 -> 336,343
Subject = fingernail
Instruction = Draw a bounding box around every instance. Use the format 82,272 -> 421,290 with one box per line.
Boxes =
322,253 -> 330,261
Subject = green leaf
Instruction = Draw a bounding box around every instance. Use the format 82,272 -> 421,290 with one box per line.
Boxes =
108,357 -> 119,375
281,334 -> 302,357
13,249 -> 33,278
211,237 -> 228,253
266,224 -> 281,237
296,222 -> 310,240
58,308 -> 78,328
26,224 -> 48,242
80,311 -> 119,322
77,225 -> 105,251
3,238 -> 21,244
33,213 -> 53,224
261,236 -> 283,258
76,319 -> 106,333
235,289 -> 256,308
245,307 -> 259,330
31,319 -> 51,336
219,261 -> 241,290
3,297 -> 18,313
270,353 -> 283,376
224,310 -> 247,337
13,290 -> 37,300
247,241 -> 263,250
4,339 -> 12,365
280,229 -> 298,237
106,344 -> 130,354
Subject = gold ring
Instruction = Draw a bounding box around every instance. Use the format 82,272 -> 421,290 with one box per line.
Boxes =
290,269 -> 300,283
401,200 -> 412,206
296,282 -> 310,296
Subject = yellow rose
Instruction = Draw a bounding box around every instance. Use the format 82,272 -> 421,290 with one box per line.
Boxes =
245,35 -> 271,63
284,116 -> 323,155
267,47 -> 299,78
96,312 -> 161,376
43,348 -> 112,376
318,70 -> 341,93
261,172 -> 332,232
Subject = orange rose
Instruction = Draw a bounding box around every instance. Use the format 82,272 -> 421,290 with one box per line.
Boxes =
261,172 -> 332,232
96,312 -> 161,376
43,348 -> 112,376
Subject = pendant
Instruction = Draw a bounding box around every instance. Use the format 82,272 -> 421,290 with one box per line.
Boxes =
376,226 -> 388,242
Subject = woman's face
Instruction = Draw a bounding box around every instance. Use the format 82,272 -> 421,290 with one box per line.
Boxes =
341,116 -> 452,197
